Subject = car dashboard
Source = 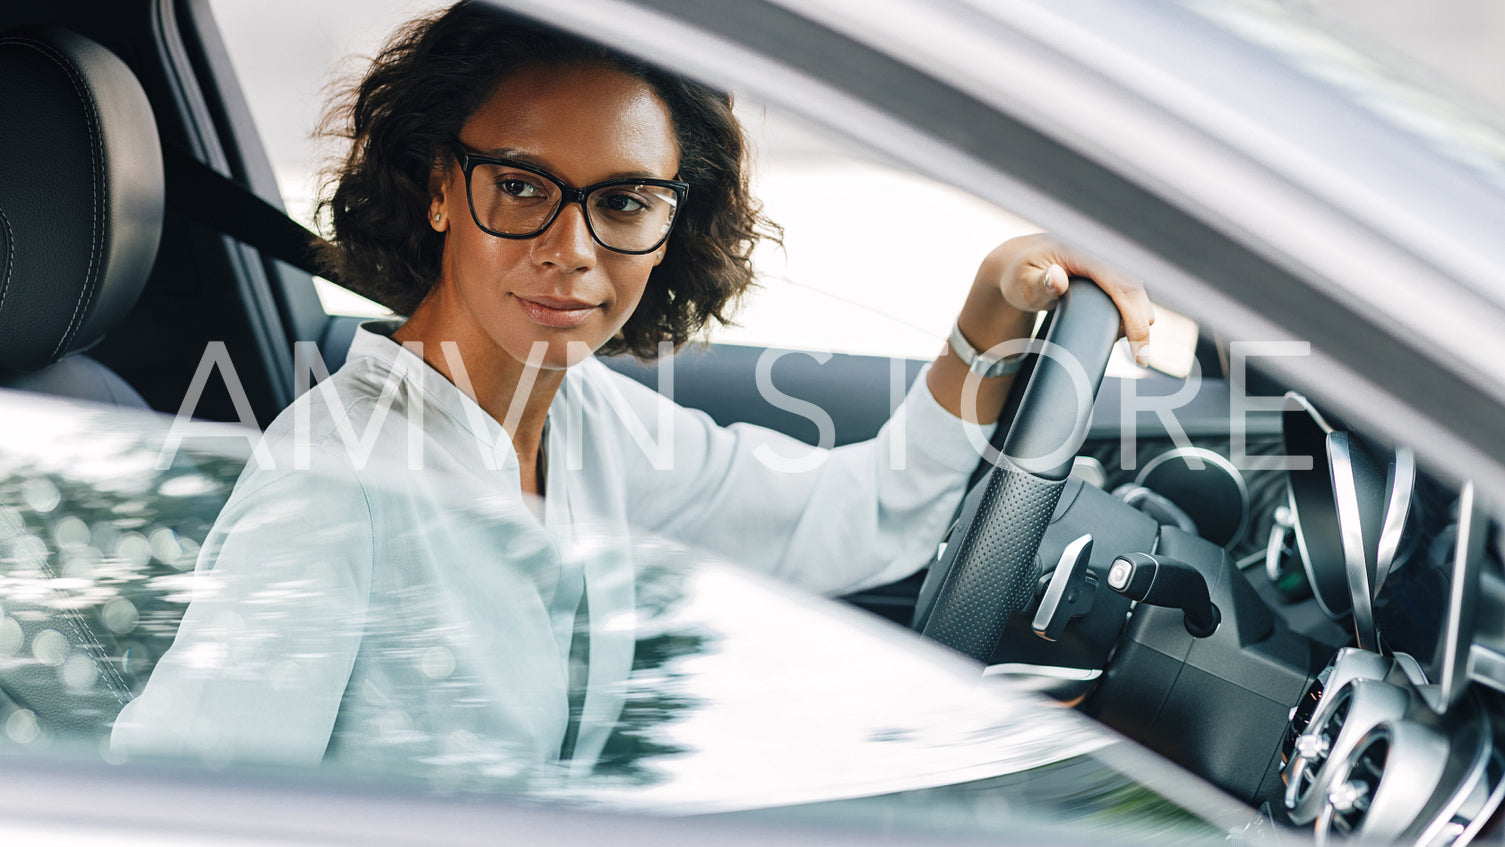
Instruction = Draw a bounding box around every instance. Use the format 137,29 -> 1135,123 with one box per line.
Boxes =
1035,386 -> 1505,844
1268,399 -> 1505,844
607,334 -> 1505,844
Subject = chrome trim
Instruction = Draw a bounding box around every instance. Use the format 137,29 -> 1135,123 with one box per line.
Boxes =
984,663 -> 1103,681
1286,652 -> 1505,843
1438,482 -> 1481,711
1285,394 -> 1346,619
1418,700 -> 1495,847
1134,446 -> 1251,547
1115,484 -> 1198,535
1467,643 -> 1505,695
1286,391 -> 1337,435
1287,678 -> 1409,824
1292,505 -> 1342,618
1266,502 -> 1296,582
1314,720 -> 1451,845
1392,651 -> 1432,690
1295,733 -> 1330,761
1373,446 -> 1416,596
1460,746 -> 1505,845
1290,485 -> 1346,619
1283,651 -> 1393,816
983,663 -> 1103,701
1329,434 -> 1378,650
1309,649 -> 1396,729
1032,533 -> 1094,641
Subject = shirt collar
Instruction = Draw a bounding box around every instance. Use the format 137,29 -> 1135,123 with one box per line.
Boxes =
347,319 -> 513,455
346,321 -> 584,482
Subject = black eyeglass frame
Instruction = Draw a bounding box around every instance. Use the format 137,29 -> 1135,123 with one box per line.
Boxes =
450,144 -> 690,255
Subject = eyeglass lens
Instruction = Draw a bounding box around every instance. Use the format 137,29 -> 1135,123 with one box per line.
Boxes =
469,163 -> 680,253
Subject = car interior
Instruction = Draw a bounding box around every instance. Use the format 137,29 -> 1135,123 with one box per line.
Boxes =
1,1 -> 1504,844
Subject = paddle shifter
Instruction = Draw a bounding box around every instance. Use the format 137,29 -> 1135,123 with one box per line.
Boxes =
1032,534 -> 1100,642
1107,552 -> 1221,637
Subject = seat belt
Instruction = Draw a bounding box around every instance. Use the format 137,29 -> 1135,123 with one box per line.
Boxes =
161,145 -> 337,285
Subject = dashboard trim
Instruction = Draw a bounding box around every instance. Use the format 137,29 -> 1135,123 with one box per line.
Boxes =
1330,433 -> 1379,651
1134,445 -> 1251,548
1437,483 -> 1485,712
1418,700 -> 1495,847
1374,446 -> 1416,596
1285,392 -> 1350,619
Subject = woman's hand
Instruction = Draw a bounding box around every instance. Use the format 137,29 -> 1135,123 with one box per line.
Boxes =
985,233 -> 1155,363
927,233 -> 1154,425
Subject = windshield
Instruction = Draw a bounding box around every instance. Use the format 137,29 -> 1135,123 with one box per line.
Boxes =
0,390 -> 1246,843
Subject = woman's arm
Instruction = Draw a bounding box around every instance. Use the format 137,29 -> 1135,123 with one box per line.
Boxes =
110,444 -> 375,767
615,234 -> 1150,594
613,360 -> 991,595
927,233 -> 1155,424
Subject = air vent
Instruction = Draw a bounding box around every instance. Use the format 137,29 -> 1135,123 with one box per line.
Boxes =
1286,684 -> 1351,814
1325,737 -> 1387,839
1285,680 -> 1409,825
1314,722 -> 1450,845
1285,668 -> 1329,761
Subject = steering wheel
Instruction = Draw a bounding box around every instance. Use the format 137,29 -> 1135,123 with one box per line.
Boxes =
911,280 -> 1123,663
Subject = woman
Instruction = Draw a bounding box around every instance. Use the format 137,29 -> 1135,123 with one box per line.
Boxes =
111,2 -> 1152,779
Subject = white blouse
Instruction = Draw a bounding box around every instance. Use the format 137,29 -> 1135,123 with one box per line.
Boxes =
111,321 -> 992,781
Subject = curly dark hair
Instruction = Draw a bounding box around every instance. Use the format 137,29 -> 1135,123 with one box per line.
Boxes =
315,1 -> 779,358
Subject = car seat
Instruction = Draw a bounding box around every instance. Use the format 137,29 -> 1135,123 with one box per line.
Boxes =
0,27 -> 164,408
0,27 -> 167,741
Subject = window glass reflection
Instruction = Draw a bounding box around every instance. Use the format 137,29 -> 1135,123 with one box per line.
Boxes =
0,393 -> 1240,843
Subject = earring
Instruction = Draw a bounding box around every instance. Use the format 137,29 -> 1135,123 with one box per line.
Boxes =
433,213 -> 441,222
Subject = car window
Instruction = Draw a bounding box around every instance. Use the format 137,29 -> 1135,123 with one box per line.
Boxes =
0,403 -> 241,720
0,389 -> 1241,843
10,0 -> 1505,841
205,0 -> 450,319
1177,0 -> 1505,193
204,0 -> 1196,377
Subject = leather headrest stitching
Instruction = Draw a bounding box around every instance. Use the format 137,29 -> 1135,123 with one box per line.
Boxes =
0,209 -> 13,317
0,29 -> 163,372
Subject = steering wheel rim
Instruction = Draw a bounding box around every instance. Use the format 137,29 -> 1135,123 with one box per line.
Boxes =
912,280 -> 1123,663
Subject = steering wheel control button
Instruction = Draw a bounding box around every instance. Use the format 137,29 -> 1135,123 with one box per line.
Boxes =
1032,534 -> 1099,642
1107,552 -> 1221,638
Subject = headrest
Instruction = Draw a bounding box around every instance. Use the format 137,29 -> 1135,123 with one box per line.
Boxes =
0,28 -> 164,372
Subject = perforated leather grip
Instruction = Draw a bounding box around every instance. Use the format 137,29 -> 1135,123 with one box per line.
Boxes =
912,281 -> 1118,663
920,462 -> 1066,662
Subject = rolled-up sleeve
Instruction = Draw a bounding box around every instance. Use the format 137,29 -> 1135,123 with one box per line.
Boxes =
613,362 -> 993,595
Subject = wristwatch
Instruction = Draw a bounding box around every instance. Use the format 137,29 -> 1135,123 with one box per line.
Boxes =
948,322 -> 1029,377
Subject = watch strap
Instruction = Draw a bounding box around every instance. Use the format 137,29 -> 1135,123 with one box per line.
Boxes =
948,322 -> 1028,377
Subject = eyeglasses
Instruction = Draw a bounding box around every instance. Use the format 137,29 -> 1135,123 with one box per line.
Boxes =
450,144 -> 689,255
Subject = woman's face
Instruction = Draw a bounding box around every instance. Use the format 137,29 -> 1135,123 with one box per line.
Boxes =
430,62 -> 680,370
